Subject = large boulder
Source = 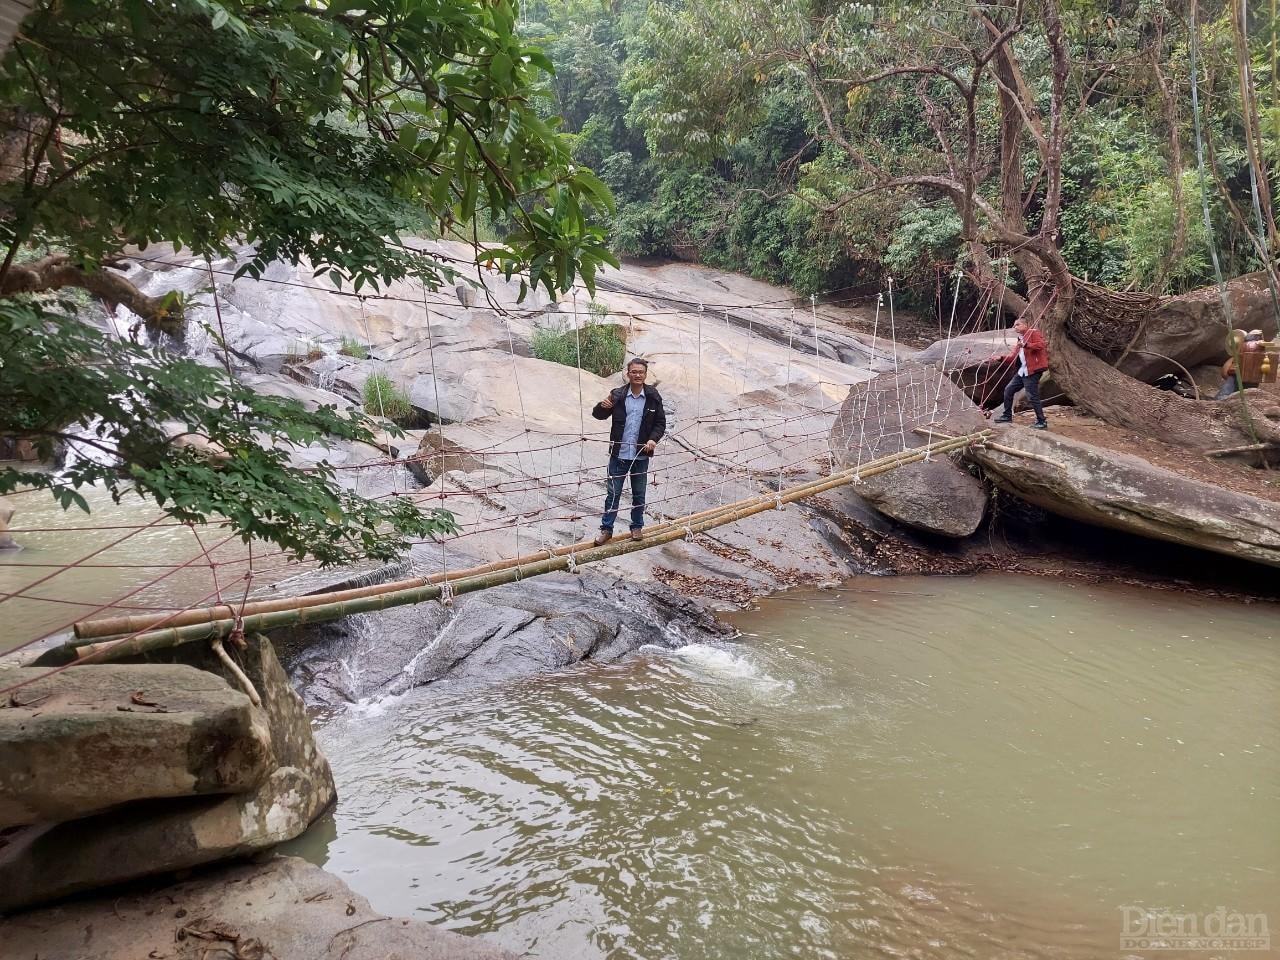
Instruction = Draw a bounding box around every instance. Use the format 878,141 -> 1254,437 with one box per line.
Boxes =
911,329 -> 1065,408
969,426 -> 1280,567
0,634 -> 335,912
829,367 -> 990,537
0,664 -> 271,829
0,855 -> 517,958
1117,271 -> 1278,382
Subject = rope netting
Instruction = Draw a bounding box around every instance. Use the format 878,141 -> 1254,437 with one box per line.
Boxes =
0,250 -> 1020,693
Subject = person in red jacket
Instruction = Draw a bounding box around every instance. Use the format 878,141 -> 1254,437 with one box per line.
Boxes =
992,318 -> 1049,429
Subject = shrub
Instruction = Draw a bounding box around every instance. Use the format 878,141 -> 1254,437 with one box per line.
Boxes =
339,336 -> 369,359
362,372 -> 413,424
531,311 -> 626,377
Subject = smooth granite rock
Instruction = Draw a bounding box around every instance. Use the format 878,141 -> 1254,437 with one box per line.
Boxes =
0,635 -> 334,911
0,855 -> 517,958
829,368 -> 990,537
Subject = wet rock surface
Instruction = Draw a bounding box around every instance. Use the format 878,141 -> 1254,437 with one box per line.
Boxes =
0,855 -> 517,958
279,569 -> 732,707
0,495 -> 16,550
0,663 -> 270,829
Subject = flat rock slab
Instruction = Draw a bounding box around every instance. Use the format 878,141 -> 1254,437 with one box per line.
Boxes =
971,426 -> 1280,567
0,855 -> 517,958
0,664 -> 270,829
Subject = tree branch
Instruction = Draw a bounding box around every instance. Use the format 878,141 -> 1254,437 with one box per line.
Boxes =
0,255 -> 183,335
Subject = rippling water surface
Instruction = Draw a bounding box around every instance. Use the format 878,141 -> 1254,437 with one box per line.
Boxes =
291,574 -> 1280,959
0,485 -> 319,653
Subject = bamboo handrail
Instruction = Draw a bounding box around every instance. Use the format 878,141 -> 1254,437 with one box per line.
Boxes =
73,436 -> 973,642
69,432 -> 990,664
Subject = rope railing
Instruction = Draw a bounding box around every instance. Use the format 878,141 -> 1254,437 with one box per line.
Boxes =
2,249 -> 1012,697
56,431 -> 990,662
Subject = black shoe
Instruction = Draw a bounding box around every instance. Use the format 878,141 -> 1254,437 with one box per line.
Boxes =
993,415 -> 1013,423
1032,420 -> 1048,430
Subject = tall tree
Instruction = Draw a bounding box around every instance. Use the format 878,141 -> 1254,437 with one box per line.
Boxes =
0,0 -> 616,563
633,0 -> 1280,451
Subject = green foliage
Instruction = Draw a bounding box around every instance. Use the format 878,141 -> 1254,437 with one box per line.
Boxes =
0,0 -> 619,566
606,0 -> 1270,302
0,299 -> 454,565
885,204 -> 964,287
1,0 -> 618,298
362,374 -> 414,425
339,338 -> 369,360
531,309 -> 626,377
1059,116 -> 1213,293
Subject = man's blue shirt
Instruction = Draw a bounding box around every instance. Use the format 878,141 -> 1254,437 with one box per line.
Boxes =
619,389 -> 646,459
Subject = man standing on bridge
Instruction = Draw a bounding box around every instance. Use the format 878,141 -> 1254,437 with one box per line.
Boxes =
992,317 -> 1050,430
591,358 -> 667,546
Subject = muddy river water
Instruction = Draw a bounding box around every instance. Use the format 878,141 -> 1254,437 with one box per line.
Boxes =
285,574 -> 1280,959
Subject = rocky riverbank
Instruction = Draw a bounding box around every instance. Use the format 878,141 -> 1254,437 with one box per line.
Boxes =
6,246 -> 1280,954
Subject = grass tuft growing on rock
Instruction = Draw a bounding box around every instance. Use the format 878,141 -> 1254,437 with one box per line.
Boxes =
531,303 -> 625,378
362,372 -> 413,424
339,337 -> 369,359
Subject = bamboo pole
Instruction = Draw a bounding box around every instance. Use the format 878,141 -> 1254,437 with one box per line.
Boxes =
73,474 -> 841,642
910,426 -> 1065,468
74,436 -> 967,642
70,432 -> 989,665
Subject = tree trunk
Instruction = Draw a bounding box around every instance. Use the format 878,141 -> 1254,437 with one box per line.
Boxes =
1116,268 -> 1280,382
1031,267 -> 1280,451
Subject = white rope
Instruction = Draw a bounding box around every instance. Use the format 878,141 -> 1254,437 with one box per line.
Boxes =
931,266 -> 965,416
778,309 -> 796,494
419,287 -> 449,585
500,313 -> 542,559
571,292 -> 587,545
853,291 -> 883,477
887,278 -> 909,453
358,295 -> 403,497
810,293 -> 834,477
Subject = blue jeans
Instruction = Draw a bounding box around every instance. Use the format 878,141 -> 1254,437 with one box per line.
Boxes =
601,454 -> 648,532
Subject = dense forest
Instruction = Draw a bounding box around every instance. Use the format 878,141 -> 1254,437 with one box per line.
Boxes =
523,0 -> 1274,309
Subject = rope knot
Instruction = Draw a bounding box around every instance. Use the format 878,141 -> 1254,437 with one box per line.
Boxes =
439,581 -> 454,607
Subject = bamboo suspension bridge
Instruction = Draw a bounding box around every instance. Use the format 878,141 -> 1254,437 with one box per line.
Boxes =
0,246 -> 1020,701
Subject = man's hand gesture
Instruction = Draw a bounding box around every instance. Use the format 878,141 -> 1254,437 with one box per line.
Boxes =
599,394 -> 614,410
641,439 -> 656,455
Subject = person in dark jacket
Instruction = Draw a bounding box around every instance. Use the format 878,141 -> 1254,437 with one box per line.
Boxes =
991,318 -> 1050,429
590,358 -> 667,545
